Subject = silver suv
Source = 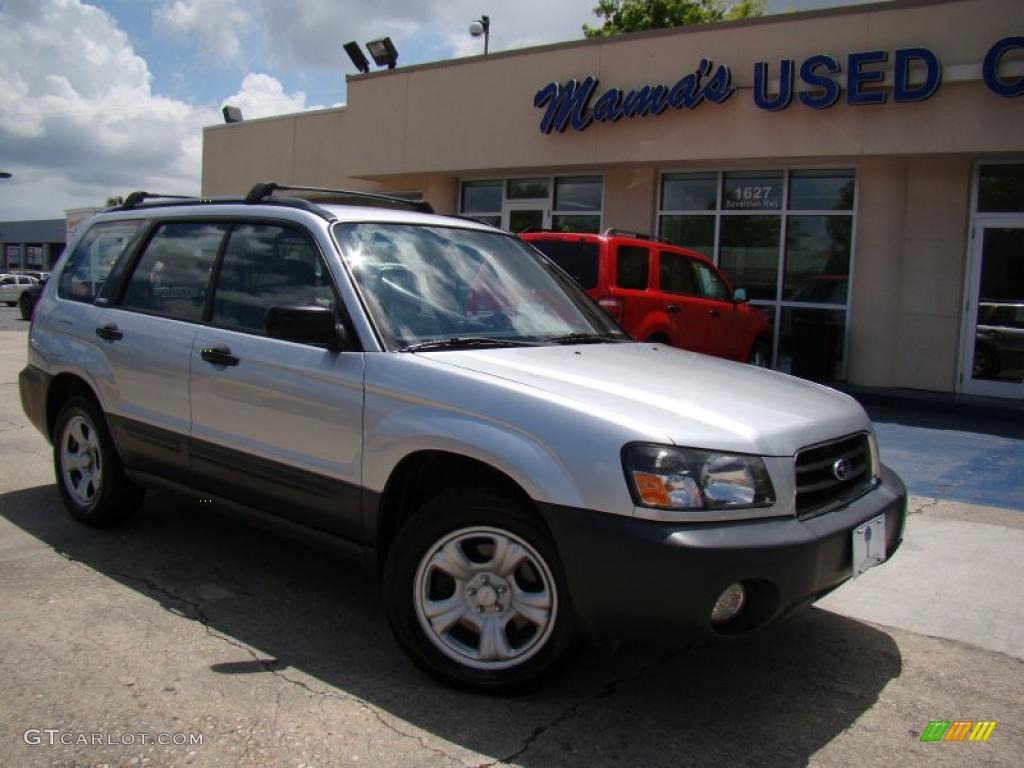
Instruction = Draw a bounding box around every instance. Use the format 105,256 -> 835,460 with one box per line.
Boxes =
20,184 -> 906,691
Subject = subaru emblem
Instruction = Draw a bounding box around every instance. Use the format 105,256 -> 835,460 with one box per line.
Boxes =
832,458 -> 851,481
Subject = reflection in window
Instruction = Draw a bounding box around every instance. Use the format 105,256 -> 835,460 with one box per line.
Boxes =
616,246 -> 649,290
659,252 -> 697,295
784,216 -> 851,303
59,221 -> 143,303
788,170 -> 854,211
659,215 -> 714,256
554,176 -> 602,211
719,216 -> 780,301
552,214 -> 600,233
722,171 -> 783,211
212,225 -> 335,335
692,261 -> 730,300
508,178 -> 549,199
661,172 -> 717,211
334,223 -> 621,348
461,180 -> 502,214
779,307 -> 846,382
978,165 -> 1024,213
122,223 -> 227,321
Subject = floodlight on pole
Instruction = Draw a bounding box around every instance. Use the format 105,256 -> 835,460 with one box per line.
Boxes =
222,105 -> 243,124
469,15 -> 490,55
344,41 -> 370,74
366,37 -> 398,69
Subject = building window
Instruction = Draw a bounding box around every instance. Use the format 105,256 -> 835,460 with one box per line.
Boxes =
460,180 -> 502,227
460,175 -> 603,234
659,168 -> 855,380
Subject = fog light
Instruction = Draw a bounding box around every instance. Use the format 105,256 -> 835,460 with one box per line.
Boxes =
711,583 -> 746,624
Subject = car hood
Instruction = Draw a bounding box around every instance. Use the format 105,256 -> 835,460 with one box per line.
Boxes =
419,342 -> 871,457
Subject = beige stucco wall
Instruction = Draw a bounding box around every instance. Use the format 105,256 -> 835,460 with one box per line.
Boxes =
200,0 -> 1024,393
848,156 -> 971,391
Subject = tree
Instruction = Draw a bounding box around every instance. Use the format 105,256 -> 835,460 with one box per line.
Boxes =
583,0 -> 765,37
105,195 -> 124,206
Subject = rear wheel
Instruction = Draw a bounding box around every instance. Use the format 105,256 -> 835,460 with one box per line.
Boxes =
383,491 -> 576,691
53,397 -> 144,525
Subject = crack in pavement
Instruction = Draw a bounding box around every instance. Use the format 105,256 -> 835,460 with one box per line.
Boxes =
473,657 -> 663,768
52,547 -> 471,767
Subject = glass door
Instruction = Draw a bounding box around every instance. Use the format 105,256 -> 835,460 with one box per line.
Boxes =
960,223 -> 1024,397
502,201 -> 549,233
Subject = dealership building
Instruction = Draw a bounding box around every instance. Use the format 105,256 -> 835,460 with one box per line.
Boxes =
202,0 -> 1024,400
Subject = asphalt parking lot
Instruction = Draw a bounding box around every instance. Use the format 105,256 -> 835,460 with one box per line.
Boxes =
1,305 -> 1022,767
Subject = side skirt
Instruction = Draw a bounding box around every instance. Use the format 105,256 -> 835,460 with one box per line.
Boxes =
124,470 -> 379,573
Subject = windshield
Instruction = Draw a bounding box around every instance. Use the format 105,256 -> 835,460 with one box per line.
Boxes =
333,222 -> 628,350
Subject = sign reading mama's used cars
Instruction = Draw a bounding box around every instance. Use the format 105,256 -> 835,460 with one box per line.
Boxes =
534,35 -> 1024,134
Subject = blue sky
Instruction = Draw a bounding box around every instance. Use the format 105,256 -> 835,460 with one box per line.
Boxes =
0,0 -> 875,220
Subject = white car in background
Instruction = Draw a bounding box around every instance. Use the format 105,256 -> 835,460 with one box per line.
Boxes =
0,274 -> 38,306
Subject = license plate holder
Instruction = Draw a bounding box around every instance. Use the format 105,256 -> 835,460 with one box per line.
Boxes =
852,515 -> 887,576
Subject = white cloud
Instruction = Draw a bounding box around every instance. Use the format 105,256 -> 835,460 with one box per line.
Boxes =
223,73 -> 315,119
154,0 -> 251,60
0,0 -> 313,219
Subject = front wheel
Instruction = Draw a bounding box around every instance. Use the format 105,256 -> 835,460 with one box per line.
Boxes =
53,397 -> 144,525
383,492 -> 576,691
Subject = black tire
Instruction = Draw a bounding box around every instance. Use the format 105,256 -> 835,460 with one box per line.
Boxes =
383,491 -> 577,692
4,301 -> 16,307
19,292 -> 34,321
53,396 -> 144,526
646,333 -> 670,345
747,337 -> 770,367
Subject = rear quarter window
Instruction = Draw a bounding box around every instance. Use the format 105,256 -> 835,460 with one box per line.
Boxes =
58,220 -> 143,303
528,238 -> 599,289
616,245 -> 650,290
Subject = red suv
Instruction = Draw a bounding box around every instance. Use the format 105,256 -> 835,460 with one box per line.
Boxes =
521,230 -> 771,366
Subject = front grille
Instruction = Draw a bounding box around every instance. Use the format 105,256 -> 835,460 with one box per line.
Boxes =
795,433 -> 874,518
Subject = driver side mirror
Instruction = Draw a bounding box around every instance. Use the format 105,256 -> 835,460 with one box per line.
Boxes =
732,288 -> 748,303
265,305 -> 350,351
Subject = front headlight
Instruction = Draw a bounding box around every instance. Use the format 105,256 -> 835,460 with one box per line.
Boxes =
622,443 -> 775,513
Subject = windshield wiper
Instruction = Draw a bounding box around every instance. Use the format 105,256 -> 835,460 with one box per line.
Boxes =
543,332 -> 626,345
401,337 -> 539,352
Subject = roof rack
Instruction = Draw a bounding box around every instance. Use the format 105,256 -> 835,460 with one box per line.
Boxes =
119,191 -> 195,210
602,227 -> 669,244
245,182 -> 434,214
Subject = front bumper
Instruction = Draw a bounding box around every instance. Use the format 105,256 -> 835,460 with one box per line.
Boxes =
539,464 -> 906,641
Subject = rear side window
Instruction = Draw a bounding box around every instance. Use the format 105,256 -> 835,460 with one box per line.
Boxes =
58,220 -> 143,303
121,222 -> 228,322
528,239 -> 599,289
616,245 -> 649,290
211,224 -> 336,335
659,252 -> 697,295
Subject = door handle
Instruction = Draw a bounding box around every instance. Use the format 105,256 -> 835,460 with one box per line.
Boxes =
665,304 -> 681,313
708,308 -> 720,317
95,323 -> 123,341
200,345 -> 239,367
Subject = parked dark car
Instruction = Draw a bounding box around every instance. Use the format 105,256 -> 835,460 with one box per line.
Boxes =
18,274 -> 46,320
